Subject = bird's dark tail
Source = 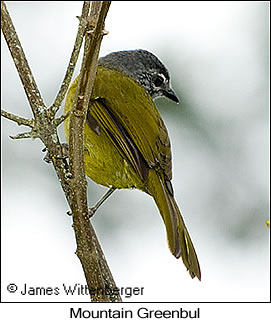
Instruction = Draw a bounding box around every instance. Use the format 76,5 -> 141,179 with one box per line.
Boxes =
147,169 -> 201,280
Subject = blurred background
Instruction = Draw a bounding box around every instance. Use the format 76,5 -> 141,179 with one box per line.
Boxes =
1,1 -> 269,302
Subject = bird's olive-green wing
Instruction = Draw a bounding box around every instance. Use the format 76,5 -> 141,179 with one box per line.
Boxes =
89,98 -> 149,182
90,66 -> 172,180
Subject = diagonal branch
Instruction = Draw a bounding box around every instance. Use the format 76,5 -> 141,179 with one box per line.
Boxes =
49,2 -> 91,115
10,131 -> 37,140
1,109 -> 34,127
1,1 -> 46,118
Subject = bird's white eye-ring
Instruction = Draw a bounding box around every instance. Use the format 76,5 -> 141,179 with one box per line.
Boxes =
153,73 -> 166,87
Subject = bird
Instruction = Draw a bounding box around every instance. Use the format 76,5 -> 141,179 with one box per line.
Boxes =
64,49 -> 201,280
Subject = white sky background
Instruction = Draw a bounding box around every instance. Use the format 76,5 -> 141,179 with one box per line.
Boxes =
1,0 -> 270,308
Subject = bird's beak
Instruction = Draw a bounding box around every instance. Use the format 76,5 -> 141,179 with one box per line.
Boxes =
163,88 -> 179,104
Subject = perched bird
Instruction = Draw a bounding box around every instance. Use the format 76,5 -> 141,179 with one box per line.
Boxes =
65,49 -> 201,280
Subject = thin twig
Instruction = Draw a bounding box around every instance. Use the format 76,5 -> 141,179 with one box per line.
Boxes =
54,113 -> 70,127
10,131 -> 37,140
49,2 -> 91,115
1,109 -> 34,127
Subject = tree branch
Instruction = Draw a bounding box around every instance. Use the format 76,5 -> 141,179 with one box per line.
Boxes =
1,1 -> 46,118
68,1 -> 119,302
49,2 -> 91,115
1,1 -> 120,302
1,109 -> 34,127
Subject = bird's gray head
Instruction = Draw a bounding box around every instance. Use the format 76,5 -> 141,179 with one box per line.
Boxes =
98,49 -> 179,103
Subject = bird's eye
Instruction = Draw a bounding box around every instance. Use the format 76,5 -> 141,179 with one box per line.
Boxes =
153,74 -> 165,87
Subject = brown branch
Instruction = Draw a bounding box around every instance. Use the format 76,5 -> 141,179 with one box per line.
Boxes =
1,1 -> 45,118
1,109 -> 34,127
1,1 -> 120,302
49,2 -> 91,115
68,1 -> 120,302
